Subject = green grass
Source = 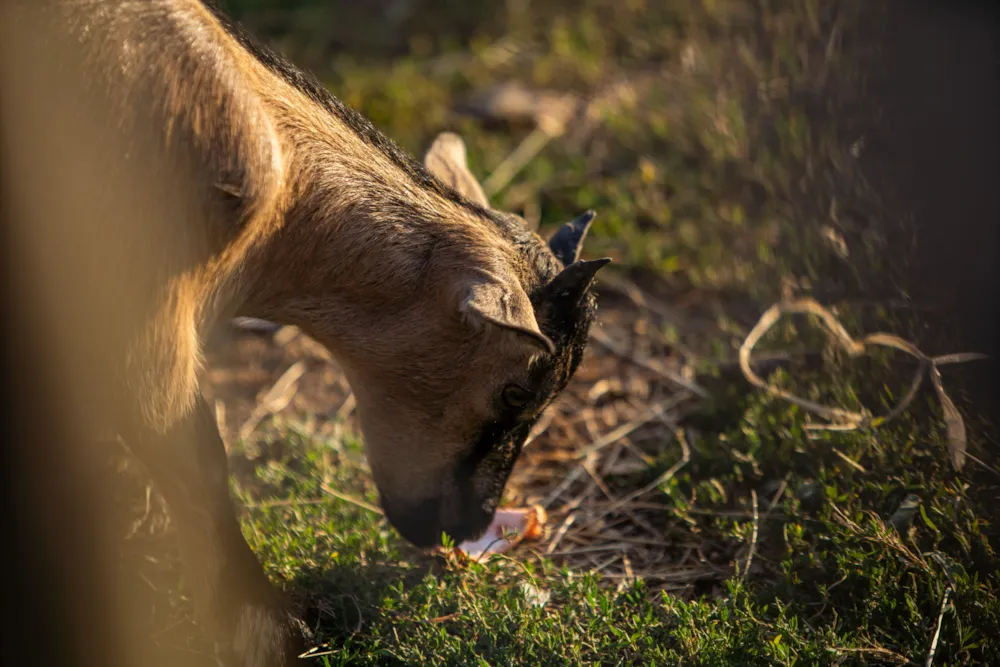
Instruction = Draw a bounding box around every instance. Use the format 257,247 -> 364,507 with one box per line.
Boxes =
227,379 -> 998,665
111,0 -> 1000,664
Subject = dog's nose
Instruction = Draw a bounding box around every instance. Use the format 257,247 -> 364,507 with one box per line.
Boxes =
383,496 -> 442,547
381,495 -> 493,548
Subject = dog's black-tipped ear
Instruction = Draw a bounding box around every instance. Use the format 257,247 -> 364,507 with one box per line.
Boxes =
548,210 -> 598,267
544,257 -> 612,306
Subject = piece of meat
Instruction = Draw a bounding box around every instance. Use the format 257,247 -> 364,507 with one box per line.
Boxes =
455,505 -> 547,560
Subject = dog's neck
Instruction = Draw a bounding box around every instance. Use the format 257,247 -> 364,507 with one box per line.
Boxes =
232,93 -> 510,359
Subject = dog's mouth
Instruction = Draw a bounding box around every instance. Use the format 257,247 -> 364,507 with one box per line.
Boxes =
446,505 -> 496,545
380,494 -> 493,548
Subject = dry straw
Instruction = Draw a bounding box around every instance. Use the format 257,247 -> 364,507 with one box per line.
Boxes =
738,298 -> 985,471
504,291 -> 985,593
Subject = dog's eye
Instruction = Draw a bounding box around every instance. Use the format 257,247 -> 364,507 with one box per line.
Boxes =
501,384 -> 534,409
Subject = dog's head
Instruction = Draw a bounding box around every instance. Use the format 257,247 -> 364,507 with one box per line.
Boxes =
346,133 -> 609,547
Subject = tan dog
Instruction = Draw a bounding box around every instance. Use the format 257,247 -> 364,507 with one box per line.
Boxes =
0,1 -> 608,664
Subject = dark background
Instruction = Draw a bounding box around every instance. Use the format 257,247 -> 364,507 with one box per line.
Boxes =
869,0 -> 1000,410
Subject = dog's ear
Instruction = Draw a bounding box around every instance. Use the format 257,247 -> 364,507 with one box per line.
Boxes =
423,132 -> 490,208
457,273 -> 554,355
548,210 -> 600,267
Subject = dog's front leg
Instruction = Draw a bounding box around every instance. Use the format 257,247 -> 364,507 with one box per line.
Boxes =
129,397 -> 308,667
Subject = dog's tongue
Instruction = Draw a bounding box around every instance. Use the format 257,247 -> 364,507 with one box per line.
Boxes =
456,505 -> 547,560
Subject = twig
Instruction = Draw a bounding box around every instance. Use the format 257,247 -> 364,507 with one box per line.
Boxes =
549,544 -> 630,558
569,532 -> 689,549
928,364 -> 967,471
739,298 -> 986,470
123,485 -> 153,540
482,127 -> 554,197
925,586 -> 951,667
932,352 -> 989,366
583,457 -> 618,503
762,474 -> 790,521
598,428 -> 690,510
740,490 -> 759,583
740,299 -> 886,425
574,428 -> 691,534
330,594 -> 364,636
298,646 -> 338,660
427,612 -> 461,624
238,361 -> 306,441
590,326 -> 708,398
541,465 -> 586,509
622,553 -> 635,585
832,448 -> 866,473
544,514 -> 577,555
542,408 -> 684,531
319,482 -> 383,515
573,398 -> 683,460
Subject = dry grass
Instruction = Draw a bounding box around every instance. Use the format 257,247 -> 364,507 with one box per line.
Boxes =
203,275 -> 724,598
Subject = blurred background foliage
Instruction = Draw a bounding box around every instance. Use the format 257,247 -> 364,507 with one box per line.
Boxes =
221,0 -> 884,313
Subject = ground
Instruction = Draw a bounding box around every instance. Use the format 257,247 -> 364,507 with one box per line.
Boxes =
103,1 -> 999,664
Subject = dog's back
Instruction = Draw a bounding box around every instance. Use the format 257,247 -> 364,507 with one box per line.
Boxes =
0,0 -> 285,440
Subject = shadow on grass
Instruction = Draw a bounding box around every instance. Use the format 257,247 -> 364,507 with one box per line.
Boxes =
289,556 -> 436,643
